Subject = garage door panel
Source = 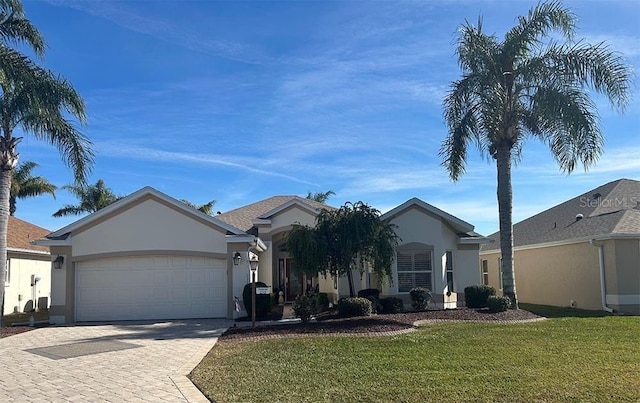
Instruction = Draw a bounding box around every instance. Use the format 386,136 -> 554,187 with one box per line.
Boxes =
76,256 -> 227,321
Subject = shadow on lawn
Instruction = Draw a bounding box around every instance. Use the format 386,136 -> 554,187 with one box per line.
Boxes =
520,303 -> 617,318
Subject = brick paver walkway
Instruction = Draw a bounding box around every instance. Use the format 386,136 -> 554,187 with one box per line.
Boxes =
0,319 -> 232,402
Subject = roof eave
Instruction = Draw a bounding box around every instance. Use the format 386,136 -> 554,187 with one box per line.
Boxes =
382,197 -> 474,233
479,232 -> 640,254
32,238 -> 72,247
47,186 -> 246,238
8,247 -> 50,255
458,237 -> 493,245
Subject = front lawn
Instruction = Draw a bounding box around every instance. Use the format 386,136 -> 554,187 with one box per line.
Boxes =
191,316 -> 640,402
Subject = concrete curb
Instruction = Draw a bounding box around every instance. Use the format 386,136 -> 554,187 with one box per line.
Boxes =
170,328 -> 228,403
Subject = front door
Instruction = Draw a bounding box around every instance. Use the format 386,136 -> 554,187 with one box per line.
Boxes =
279,258 -> 302,301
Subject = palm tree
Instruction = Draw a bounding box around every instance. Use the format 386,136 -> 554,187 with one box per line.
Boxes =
306,190 -> 335,204
181,199 -> 216,215
0,0 -> 45,84
10,161 -> 56,216
0,0 -> 93,325
53,180 -> 119,217
440,1 -> 631,309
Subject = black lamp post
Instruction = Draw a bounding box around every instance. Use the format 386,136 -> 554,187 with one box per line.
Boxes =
249,253 -> 259,328
232,249 -> 260,327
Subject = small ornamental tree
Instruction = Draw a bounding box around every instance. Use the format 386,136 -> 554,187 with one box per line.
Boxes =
286,201 -> 398,297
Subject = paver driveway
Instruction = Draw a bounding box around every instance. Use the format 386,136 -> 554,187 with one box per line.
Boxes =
0,319 -> 232,402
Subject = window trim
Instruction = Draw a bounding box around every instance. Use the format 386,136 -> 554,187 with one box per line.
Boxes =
397,250 -> 433,293
481,259 -> 489,286
445,250 -> 454,292
498,257 -> 503,290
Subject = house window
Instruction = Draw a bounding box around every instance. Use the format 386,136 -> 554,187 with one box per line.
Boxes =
445,251 -> 454,292
481,260 -> 489,286
498,258 -> 503,289
397,251 -> 432,292
4,259 -> 9,285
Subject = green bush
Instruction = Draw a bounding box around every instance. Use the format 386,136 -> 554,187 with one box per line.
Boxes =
487,295 -> 511,313
464,285 -> 496,308
379,297 -> 404,314
242,282 -> 271,319
337,297 -> 373,317
364,295 -> 382,314
357,288 -> 380,299
292,295 -> 316,322
409,287 -> 431,311
315,292 -> 330,311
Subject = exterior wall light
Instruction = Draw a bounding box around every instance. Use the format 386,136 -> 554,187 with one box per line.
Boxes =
53,255 -> 64,270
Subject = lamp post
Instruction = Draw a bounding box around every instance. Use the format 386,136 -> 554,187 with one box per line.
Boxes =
232,248 -> 260,328
249,253 -> 259,328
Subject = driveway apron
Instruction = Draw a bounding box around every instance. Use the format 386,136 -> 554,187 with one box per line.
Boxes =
0,319 -> 232,402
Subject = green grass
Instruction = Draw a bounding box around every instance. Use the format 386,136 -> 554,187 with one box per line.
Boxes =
520,303 -> 617,318
1,309 -> 49,327
191,317 -> 640,402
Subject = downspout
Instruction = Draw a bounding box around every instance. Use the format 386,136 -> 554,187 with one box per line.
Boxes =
590,239 -> 614,313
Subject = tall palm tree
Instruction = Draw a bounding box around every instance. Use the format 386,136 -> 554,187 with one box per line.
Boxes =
0,0 -> 45,84
440,1 -> 631,308
10,161 -> 56,215
53,180 -> 119,217
180,199 -> 216,216
306,190 -> 335,204
0,0 -> 93,325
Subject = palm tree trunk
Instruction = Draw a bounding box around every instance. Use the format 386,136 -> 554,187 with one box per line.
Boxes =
0,135 -> 19,327
496,142 -> 519,309
0,168 -> 12,327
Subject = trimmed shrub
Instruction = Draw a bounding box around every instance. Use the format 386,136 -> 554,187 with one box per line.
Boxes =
315,292 -> 330,312
487,295 -> 511,313
357,288 -> 380,299
292,295 -> 316,322
337,297 -> 373,317
364,295 -> 383,314
242,282 -> 271,319
409,287 -> 431,311
464,285 -> 496,308
379,297 -> 404,314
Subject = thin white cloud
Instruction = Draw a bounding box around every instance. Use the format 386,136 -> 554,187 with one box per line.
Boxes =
96,143 -> 316,186
44,0 -> 272,64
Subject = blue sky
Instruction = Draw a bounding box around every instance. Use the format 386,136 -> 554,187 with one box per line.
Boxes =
15,0 -> 640,236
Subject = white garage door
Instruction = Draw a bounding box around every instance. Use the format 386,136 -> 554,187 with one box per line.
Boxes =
76,255 -> 227,321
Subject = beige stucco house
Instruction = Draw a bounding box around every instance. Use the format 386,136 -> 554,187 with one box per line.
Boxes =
3,216 -> 51,315
480,178 -> 640,314
37,187 -> 487,324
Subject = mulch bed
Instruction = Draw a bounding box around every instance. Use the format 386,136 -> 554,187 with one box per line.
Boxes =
221,308 -> 543,341
0,326 -> 39,338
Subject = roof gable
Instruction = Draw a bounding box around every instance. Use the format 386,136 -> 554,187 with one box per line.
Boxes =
382,197 -> 474,234
481,178 -> 640,251
46,186 -> 245,239
217,195 -> 331,232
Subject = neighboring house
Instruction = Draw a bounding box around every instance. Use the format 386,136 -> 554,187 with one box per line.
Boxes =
36,187 -> 487,324
4,216 -> 51,315
480,178 -> 640,314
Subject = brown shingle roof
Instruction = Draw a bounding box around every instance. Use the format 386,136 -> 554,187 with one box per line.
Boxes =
481,178 -> 640,252
8,216 -> 50,253
216,196 -> 331,232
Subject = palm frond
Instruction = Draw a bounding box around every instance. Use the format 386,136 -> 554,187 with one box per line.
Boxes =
504,0 -> 575,63
523,85 -> 602,172
18,177 -> 56,198
456,18 -> 500,75
543,41 -> 631,110
0,0 -> 45,56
